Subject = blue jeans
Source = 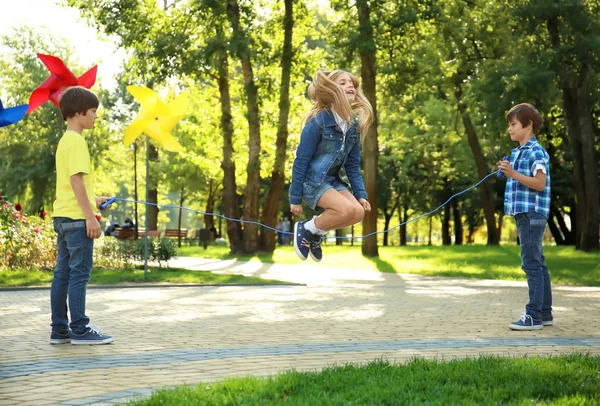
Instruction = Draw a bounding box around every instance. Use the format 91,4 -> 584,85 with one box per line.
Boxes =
51,218 -> 94,335
515,212 -> 552,322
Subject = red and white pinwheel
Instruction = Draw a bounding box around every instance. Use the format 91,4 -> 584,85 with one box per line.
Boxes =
27,53 -> 97,114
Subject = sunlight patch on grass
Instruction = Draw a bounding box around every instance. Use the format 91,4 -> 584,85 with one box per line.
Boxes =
177,244 -> 600,286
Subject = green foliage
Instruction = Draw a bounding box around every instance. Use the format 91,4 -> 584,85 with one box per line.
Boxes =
95,236 -> 178,268
131,238 -> 178,266
0,27 -> 126,214
0,195 -> 55,270
93,237 -> 136,269
128,354 -> 600,405
3,0 -> 599,253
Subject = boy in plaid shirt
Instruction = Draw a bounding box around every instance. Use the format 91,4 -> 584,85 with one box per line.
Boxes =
497,103 -> 552,331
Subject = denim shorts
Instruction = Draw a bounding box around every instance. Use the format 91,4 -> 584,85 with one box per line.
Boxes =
302,178 -> 349,210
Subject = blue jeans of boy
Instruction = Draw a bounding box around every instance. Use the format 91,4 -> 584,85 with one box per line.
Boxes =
515,212 -> 552,322
51,218 -> 94,335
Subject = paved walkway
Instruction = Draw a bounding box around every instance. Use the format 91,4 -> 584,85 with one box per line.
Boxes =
1,257 -> 599,405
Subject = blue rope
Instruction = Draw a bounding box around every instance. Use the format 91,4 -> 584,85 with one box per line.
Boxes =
112,169 -> 501,239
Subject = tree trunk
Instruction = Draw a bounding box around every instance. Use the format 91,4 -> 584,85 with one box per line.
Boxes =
133,140 -> 139,240
497,212 -> 504,242
177,187 -> 185,248
356,0 -> 379,257
442,203 -> 451,245
336,228 -> 343,246
400,205 -> 408,246
574,76 -> 600,251
227,0 -> 261,254
259,0 -> 294,252
452,198 -> 463,245
428,216 -> 433,246
147,143 -> 159,231
215,26 -> 242,253
204,178 -> 215,231
383,213 -> 390,246
382,196 -> 398,247
454,85 -> 499,245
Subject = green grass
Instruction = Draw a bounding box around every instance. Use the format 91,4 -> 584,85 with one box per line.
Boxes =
128,354 -> 600,405
178,244 -> 600,286
0,266 -> 283,287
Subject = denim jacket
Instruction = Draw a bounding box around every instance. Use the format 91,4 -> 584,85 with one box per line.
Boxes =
289,110 -> 368,205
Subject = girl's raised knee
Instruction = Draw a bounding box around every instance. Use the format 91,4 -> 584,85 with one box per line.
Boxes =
353,205 -> 365,223
338,204 -> 355,223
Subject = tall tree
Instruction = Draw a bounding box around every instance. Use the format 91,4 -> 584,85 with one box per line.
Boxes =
356,0 -> 379,256
259,0 -> 295,252
226,0 -> 261,253
540,3 -> 600,251
214,23 -> 243,252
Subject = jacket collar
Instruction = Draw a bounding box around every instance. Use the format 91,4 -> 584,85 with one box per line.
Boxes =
317,109 -> 358,130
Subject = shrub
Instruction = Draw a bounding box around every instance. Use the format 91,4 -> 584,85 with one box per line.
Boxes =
93,236 -> 135,269
131,238 -> 177,266
94,237 -> 177,268
0,195 -> 56,270
0,193 -> 177,271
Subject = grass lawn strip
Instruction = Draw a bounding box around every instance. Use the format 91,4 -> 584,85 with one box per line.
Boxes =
128,354 -> 600,405
0,266 -> 284,287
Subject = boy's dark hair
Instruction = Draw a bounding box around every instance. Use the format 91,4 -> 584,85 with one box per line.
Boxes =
59,86 -> 99,120
506,103 -> 543,134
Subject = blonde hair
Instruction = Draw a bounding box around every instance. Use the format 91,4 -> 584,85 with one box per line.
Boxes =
302,69 -> 374,141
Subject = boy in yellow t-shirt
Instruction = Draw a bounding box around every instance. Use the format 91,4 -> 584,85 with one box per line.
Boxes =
50,86 -> 114,345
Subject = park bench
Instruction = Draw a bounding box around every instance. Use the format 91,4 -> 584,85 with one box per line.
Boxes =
140,229 -> 160,238
164,228 -> 188,240
112,227 -> 134,240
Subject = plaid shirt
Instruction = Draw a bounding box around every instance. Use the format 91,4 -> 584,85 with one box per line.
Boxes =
504,137 -> 551,218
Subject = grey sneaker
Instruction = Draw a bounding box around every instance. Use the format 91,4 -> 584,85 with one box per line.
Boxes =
509,313 -> 543,331
50,329 -> 71,345
71,326 -> 114,345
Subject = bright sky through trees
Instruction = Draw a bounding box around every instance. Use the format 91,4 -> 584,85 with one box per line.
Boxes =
0,0 -> 124,87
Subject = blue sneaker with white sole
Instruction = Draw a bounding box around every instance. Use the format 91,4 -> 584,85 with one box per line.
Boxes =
309,235 -> 323,262
542,313 -> 553,326
71,326 -> 114,345
508,313 -> 543,331
49,329 -> 71,344
294,220 -> 316,261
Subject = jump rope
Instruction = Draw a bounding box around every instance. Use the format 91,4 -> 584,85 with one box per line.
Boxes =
100,166 -> 505,240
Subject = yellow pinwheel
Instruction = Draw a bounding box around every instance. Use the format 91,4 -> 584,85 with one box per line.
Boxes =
124,86 -> 188,152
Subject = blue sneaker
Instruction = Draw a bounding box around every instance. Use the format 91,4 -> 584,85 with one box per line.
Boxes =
294,221 -> 315,261
49,329 -> 71,345
71,326 -> 114,345
309,235 -> 323,262
509,313 -> 543,331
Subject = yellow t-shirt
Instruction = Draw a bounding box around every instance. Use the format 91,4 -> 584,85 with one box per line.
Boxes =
52,130 -> 95,219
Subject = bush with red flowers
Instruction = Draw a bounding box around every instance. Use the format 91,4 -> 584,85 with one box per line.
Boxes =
0,195 -> 56,270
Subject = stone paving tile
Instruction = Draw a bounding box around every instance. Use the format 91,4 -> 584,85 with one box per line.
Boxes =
1,258 -> 599,405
